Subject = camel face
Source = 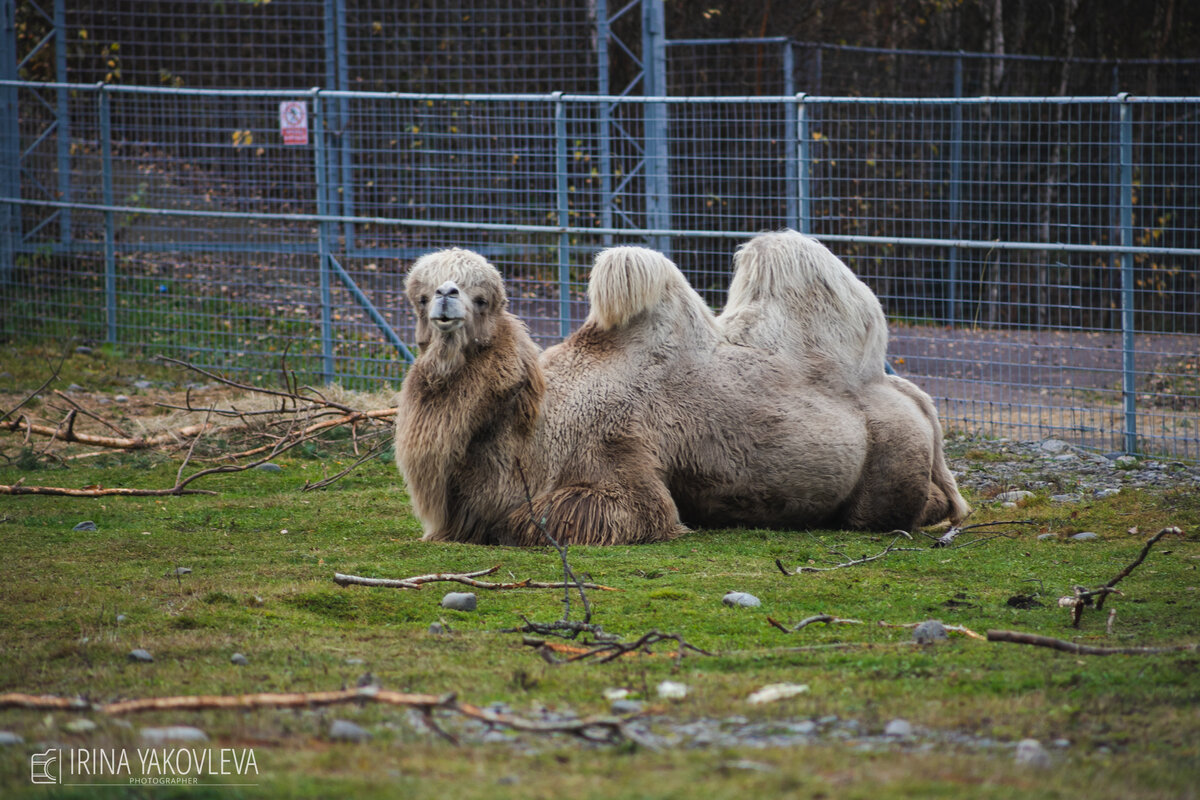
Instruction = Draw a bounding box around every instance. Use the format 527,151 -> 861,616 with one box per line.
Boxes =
429,281 -> 467,332
405,248 -> 507,356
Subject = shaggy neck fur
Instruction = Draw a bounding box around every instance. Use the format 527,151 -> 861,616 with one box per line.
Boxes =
396,312 -> 545,543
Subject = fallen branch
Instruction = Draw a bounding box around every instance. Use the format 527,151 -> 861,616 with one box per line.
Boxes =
0,481 -> 216,497
1096,526 -> 1183,609
0,349 -> 67,424
766,614 -> 864,633
986,629 -> 1199,656
1,417 -> 211,450
333,565 -> 617,592
525,630 -> 713,668
877,620 -> 987,641
930,518 -> 1033,549
0,687 -> 648,747
778,532 -> 920,573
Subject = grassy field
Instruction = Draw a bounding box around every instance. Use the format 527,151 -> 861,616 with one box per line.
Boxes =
1,347 -> 1198,798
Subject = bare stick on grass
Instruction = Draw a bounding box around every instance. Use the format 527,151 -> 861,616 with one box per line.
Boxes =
987,629 -> 1199,656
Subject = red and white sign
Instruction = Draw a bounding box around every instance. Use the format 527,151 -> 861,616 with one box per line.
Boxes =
279,101 -> 309,146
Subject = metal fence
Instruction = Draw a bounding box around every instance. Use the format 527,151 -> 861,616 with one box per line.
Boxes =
2,80 -> 1198,460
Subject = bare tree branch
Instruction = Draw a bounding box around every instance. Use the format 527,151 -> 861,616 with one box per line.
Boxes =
766,614 -> 865,633
987,629 -> 1198,656
333,565 -> 617,592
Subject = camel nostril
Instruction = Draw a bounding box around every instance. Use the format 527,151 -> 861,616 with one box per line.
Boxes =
435,281 -> 459,298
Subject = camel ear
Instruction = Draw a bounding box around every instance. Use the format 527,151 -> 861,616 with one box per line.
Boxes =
414,313 -> 431,349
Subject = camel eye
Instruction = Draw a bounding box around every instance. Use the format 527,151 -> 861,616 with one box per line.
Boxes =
474,296 -> 487,308
417,295 -> 428,306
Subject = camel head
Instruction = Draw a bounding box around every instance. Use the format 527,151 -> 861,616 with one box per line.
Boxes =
405,248 -> 509,374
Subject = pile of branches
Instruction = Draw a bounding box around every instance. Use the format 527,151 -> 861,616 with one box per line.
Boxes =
1,355 -> 397,497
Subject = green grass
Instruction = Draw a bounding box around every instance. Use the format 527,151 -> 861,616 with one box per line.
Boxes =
1,380 -> 1199,797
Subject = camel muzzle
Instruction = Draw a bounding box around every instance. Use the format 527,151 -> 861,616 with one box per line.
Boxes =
430,281 -> 466,331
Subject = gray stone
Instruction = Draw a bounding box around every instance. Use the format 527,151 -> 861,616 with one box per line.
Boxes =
64,719 -> 98,733
1070,532 -> 1098,541
329,719 -> 371,742
133,380 -> 154,390
255,462 -> 283,472
884,718 -> 913,737
116,614 -> 127,623
428,622 -> 447,634
722,591 -> 761,608
344,658 -> 365,666
1015,738 -> 1052,768
168,567 -> 192,576
230,653 -> 249,666
994,490 -> 1034,503
912,619 -> 949,644
1037,533 -> 1058,540
67,383 -> 85,392
1094,488 -> 1121,499
75,346 -> 94,356
610,699 -> 644,715
1053,738 -> 1071,749
140,726 -> 208,744
114,395 -> 129,403
440,592 -> 477,611
128,648 -> 154,663
0,731 -> 25,745
1051,494 -> 1081,503
1040,438 -> 1072,454
73,521 -> 97,531
792,720 -> 818,735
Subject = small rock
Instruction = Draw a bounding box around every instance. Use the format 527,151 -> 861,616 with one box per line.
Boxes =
428,622 -> 447,635
611,699 -> 643,715
128,648 -> 153,663
0,731 -> 25,745
1015,738 -> 1052,768
74,347 -> 93,356
1070,532 -> 1099,541
1113,455 -> 1139,470
603,688 -> 630,701
1094,488 -> 1121,499
440,592 -> 477,611
911,619 -> 948,644
255,463 -> 283,472
1040,438 -> 1071,454
64,719 -> 98,733
116,614 -> 127,623
344,658 -> 365,666
114,394 -> 129,403
67,383 -> 86,391
884,718 -> 913,737
722,591 -> 761,608
1050,494 -> 1081,503
230,653 -> 249,666
657,680 -> 689,700
1037,533 -> 1058,540
747,683 -> 809,705
995,490 -> 1034,503
133,380 -> 154,390
141,726 -> 208,744
73,521 -> 98,531
792,720 -> 818,735
329,719 -> 371,742
1053,738 -> 1071,749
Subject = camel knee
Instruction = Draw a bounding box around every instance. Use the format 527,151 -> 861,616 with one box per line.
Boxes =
508,482 -> 684,546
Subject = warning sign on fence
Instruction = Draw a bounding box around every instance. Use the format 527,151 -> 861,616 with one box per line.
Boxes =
279,101 -> 308,146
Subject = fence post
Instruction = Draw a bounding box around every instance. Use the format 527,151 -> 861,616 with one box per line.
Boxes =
796,93 -> 811,234
595,0 -> 613,245
54,0 -> 70,247
0,0 -> 19,282
783,44 -> 799,230
313,90 -> 335,383
555,94 -> 571,339
642,0 -> 669,255
99,86 -> 116,344
947,52 -> 963,326
1117,93 -> 1137,455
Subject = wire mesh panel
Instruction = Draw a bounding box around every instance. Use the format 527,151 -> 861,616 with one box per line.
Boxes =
2,85 -> 1198,458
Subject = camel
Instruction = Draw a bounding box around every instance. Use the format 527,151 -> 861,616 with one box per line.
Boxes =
716,230 -> 969,526
395,245 -> 965,546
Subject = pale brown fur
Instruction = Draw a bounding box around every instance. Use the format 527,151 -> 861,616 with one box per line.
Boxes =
395,245 -> 962,546
717,231 -> 969,526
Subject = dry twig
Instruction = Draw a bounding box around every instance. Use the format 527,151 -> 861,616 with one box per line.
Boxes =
333,565 -> 617,592
986,629 -> 1199,656
0,687 -> 649,746
525,630 -> 713,668
777,532 -> 921,574
766,614 -> 865,633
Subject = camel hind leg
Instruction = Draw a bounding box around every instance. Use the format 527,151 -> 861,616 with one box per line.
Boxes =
885,376 -> 970,526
